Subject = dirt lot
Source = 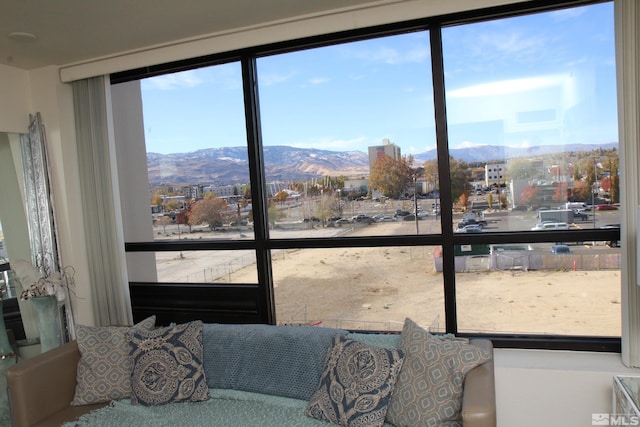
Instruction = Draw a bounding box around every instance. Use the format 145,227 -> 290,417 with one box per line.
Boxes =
223,223 -> 621,336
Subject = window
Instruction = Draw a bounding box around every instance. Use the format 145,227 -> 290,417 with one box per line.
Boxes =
116,0 -> 620,350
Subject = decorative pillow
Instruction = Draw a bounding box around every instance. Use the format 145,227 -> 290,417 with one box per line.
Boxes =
386,318 -> 492,427
202,323 -> 347,400
346,332 -> 400,348
128,320 -> 210,406
305,334 -> 404,427
71,315 -> 156,405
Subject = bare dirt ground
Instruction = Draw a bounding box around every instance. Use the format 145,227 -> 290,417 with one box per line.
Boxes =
221,223 -> 621,336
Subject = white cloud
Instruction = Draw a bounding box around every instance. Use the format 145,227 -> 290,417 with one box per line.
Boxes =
309,77 -> 330,85
351,45 -> 428,65
549,7 -> 586,21
447,74 -> 568,98
143,70 -> 203,90
260,71 -> 297,87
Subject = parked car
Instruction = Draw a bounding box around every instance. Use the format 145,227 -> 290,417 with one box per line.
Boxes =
600,223 -> 621,247
456,224 -> 484,233
550,244 -> 572,254
573,210 -> 589,221
334,218 -> 351,225
458,218 -> 487,229
531,222 -> 569,231
596,204 -> 618,211
402,214 -> 416,221
351,214 -> 374,224
373,214 -> 395,222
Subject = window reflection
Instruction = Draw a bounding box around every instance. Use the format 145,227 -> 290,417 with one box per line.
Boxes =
442,2 -> 618,232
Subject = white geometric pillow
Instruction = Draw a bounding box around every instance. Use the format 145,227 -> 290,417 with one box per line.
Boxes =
71,316 -> 156,405
386,318 -> 491,427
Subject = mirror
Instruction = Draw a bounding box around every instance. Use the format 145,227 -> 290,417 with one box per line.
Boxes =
0,113 -> 66,343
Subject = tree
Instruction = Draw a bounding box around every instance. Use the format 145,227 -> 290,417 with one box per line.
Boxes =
165,199 -> 180,211
507,158 -> 537,180
151,195 -> 163,210
572,180 -> 591,202
519,185 -> 541,207
242,184 -> 252,200
156,215 -> 172,234
369,154 -> 413,199
267,200 -> 284,229
552,183 -> 569,204
585,160 -> 596,188
604,156 -> 619,203
314,194 -> 338,226
188,197 -> 227,231
423,159 -> 439,191
449,157 -> 471,204
459,192 -> 470,210
274,190 -> 288,205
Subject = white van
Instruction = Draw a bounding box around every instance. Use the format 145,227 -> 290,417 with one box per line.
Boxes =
565,202 -> 587,210
531,222 -> 570,231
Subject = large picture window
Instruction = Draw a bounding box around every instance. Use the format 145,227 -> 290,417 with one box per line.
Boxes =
117,0 -> 621,349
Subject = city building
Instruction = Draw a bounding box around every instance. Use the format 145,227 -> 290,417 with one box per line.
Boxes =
485,162 -> 506,187
368,138 -> 401,171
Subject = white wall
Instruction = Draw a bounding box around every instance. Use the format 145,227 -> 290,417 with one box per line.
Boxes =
0,64 -> 31,133
0,64 -> 95,325
495,348 -> 640,426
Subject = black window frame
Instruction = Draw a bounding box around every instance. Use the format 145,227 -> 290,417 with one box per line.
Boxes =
116,0 -> 620,352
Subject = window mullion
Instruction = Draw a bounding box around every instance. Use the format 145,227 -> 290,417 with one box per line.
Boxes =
430,26 -> 457,335
242,56 -> 276,324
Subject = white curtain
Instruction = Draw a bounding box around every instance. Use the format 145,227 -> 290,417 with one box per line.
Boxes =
72,76 -> 132,326
616,0 -> 640,367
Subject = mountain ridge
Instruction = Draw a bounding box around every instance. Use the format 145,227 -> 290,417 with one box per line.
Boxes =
146,142 -> 618,186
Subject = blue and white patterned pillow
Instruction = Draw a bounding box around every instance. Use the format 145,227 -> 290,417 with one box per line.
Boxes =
128,320 -> 210,406
305,334 -> 404,427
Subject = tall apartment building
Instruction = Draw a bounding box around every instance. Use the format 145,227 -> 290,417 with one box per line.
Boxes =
368,138 -> 401,171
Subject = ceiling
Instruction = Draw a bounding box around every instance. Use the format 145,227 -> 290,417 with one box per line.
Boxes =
0,0 -> 385,70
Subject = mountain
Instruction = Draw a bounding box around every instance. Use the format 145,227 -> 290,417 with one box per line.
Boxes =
147,146 -> 370,185
147,142 -> 618,186
412,142 -> 618,164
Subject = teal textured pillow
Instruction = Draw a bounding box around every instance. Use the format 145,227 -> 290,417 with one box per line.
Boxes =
128,320 -> 210,406
71,315 -> 156,405
202,323 -> 347,400
305,334 -> 404,427
386,318 -> 491,427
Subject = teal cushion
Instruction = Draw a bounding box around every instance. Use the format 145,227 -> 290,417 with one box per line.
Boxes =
305,334 -> 404,427
202,324 -> 347,400
347,332 -> 400,348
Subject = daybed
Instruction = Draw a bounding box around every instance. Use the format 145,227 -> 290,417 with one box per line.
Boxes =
7,319 -> 496,427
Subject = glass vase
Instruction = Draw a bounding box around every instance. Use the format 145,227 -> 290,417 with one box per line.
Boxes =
0,299 -> 17,426
30,295 -> 62,353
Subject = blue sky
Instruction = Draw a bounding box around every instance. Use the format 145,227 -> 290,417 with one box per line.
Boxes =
141,2 -> 616,156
